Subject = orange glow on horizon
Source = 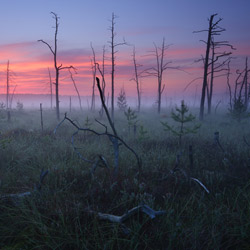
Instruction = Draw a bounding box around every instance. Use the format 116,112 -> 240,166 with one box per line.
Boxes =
0,41 -> 249,98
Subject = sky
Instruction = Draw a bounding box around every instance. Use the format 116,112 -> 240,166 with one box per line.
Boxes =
0,0 -> 250,107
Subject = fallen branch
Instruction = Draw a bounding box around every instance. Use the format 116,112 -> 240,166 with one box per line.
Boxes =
54,112 -> 141,176
0,169 -> 48,205
88,204 -> 166,224
190,177 -> 210,194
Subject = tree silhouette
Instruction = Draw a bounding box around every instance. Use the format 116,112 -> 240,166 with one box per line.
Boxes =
38,12 -> 75,120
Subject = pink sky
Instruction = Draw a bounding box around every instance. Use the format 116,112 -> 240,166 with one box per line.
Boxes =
1,0 -> 250,106
2,41 -> 248,100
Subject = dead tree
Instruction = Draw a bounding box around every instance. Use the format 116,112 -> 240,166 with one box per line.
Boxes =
68,69 -> 82,112
94,46 -> 107,117
48,67 -> 53,109
5,60 -> 17,120
227,58 -> 250,121
194,14 -> 233,120
38,12 -> 74,120
206,38 -> 234,114
108,12 -> 127,121
143,38 -> 178,114
90,43 -> 97,111
243,57 -> 249,109
130,46 -> 142,112
6,60 -> 10,110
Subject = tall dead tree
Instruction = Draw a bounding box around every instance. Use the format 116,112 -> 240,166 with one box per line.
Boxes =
131,46 -> 142,112
38,12 -> 74,120
95,45 -> 107,116
48,67 -> 53,109
68,69 -> 82,112
6,60 -> 10,110
90,43 -> 97,111
195,14 -> 216,120
206,38 -> 233,114
243,57 -> 249,109
194,14 -> 233,120
144,38 -> 178,114
108,12 -> 127,121
101,46 -> 107,105
227,58 -> 250,121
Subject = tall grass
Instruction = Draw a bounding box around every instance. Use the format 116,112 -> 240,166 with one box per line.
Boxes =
0,107 -> 250,249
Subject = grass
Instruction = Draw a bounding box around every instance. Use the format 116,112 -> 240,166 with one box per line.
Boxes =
0,107 -> 250,249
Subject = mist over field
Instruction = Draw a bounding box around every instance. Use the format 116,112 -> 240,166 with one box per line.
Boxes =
1,0 -> 250,249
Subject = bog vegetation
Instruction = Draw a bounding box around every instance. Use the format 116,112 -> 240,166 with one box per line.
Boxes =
0,101 -> 250,249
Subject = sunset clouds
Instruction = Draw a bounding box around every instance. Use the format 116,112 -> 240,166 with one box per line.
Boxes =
0,0 -> 250,104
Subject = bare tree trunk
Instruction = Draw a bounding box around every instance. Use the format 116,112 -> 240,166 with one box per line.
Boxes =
90,44 -> 97,111
48,67 -> 53,109
199,14 -> 215,121
244,57 -> 248,109
69,69 -> 82,112
108,12 -> 127,122
38,12 -> 74,121
144,38 -> 176,114
207,41 -> 215,115
226,60 -> 233,111
101,45 -> 106,107
110,13 -> 115,121
55,68 -> 60,120
6,60 -> 10,110
132,47 -> 141,112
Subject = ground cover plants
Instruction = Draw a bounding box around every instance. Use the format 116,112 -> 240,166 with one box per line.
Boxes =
0,104 -> 250,250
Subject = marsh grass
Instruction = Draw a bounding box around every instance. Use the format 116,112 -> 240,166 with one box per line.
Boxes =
0,107 -> 250,249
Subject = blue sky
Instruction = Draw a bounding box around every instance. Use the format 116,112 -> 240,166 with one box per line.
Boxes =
0,0 -> 249,99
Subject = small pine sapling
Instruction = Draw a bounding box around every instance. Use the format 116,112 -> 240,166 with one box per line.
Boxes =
117,87 -> 128,111
16,101 -> 24,112
161,100 -> 200,146
229,97 -> 249,122
84,116 -> 93,129
124,107 -> 138,135
83,116 -> 93,138
138,125 -> 149,141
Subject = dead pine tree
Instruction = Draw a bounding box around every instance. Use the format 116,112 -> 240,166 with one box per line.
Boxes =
68,68 -> 82,112
243,57 -> 249,110
38,12 -> 75,120
94,46 -> 107,117
143,38 -> 179,114
108,12 -> 128,122
194,14 -> 233,120
48,67 -> 53,109
195,34 -> 234,115
227,58 -> 250,121
6,60 -> 10,111
5,60 -> 16,121
90,43 -> 97,111
206,38 -> 233,115
130,46 -> 142,112
6,60 -> 11,122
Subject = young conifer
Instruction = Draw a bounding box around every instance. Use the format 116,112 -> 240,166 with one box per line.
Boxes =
161,100 -> 200,146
